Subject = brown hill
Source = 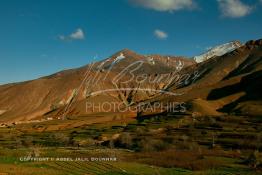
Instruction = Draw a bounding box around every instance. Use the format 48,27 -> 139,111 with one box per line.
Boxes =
138,39 -> 262,117
0,39 -> 261,125
0,49 -> 194,124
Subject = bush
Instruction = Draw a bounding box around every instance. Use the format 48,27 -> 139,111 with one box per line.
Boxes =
21,136 -> 34,147
139,138 -> 169,152
245,150 -> 261,169
50,133 -> 71,146
114,132 -> 133,149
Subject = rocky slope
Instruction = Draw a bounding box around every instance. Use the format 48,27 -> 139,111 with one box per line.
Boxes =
139,39 -> 262,117
0,39 -> 261,124
0,49 -> 194,123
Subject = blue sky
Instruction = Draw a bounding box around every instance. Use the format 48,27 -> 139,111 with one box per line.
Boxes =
0,0 -> 261,84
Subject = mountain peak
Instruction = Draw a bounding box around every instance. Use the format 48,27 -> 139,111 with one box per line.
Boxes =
116,48 -> 137,55
109,49 -> 139,60
194,41 -> 242,63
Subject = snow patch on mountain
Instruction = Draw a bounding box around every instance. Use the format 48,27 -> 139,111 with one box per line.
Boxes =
98,52 -> 126,71
146,57 -> 155,65
194,41 -> 242,63
113,53 -> 126,64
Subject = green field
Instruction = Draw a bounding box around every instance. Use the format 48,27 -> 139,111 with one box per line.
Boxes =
0,114 -> 261,174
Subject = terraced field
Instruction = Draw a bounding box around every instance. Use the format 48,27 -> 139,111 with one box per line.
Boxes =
0,153 -> 192,175
0,114 -> 261,174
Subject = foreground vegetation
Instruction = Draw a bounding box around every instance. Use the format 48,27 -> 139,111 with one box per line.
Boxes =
0,114 -> 261,174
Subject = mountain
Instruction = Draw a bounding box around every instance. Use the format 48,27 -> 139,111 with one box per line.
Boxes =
193,41 -> 242,63
0,49 -> 194,124
95,49 -> 194,74
139,39 -> 262,117
0,39 -> 261,126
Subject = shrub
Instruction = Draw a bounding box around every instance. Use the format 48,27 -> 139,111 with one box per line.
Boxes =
114,132 -> 133,149
245,150 -> 261,169
139,138 -> 169,152
50,133 -> 71,146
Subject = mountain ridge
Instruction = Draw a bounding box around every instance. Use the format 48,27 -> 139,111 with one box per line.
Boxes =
194,41 -> 242,63
0,38 -> 261,125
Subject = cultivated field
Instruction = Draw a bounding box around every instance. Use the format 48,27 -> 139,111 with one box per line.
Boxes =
0,113 -> 261,174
